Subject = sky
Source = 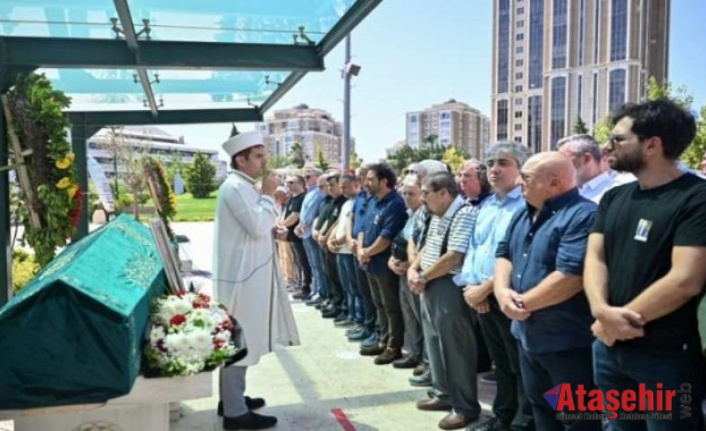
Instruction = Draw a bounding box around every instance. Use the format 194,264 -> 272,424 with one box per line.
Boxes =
160,0 -> 706,164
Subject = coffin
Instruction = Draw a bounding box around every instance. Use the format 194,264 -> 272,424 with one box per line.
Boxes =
0,215 -> 165,409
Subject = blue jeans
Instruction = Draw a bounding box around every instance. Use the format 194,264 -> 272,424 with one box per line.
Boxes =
593,339 -> 705,431
518,345 -> 600,431
303,237 -> 324,296
336,253 -> 363,323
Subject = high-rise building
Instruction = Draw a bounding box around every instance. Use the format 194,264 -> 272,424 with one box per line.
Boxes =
491,0 -> 670,152
406,99 -> 490,159
257,104 -> 355,168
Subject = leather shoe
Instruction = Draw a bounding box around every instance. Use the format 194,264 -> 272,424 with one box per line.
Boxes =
412,362 -> 428,376
223,411 -> 277,430
217,396 -> 266,416
392,354 -> 419,369
438,412 -> 477,430
374,348 -> 402,365
467,417 -> 511,431
359,343 -> 386,356
416,397 -> 452,412
321,308 -> 339,318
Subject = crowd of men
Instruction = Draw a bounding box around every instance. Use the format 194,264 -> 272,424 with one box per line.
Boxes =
221,99 -> 706,431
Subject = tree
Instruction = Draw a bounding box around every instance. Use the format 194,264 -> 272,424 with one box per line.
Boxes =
350,151 -> 363,170
644,76 -> 704,169
646,76 -> 693,110
290,142 -> 305,168
105,126 -> 151,220
185,152 -> 217,198
573,115 -> 589,134
387,144 -> 415,174
267,155 -> 290,170
424,134 -> 438,149
592,116 -> 612,146
442,146 -> 465,173
314,149 -> 330,171
680,106 -> 706,169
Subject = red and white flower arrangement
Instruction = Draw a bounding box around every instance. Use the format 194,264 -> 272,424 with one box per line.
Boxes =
144,292 -> 239,377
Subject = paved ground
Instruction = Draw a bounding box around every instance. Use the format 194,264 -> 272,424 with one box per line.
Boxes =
169,222 -> 497,431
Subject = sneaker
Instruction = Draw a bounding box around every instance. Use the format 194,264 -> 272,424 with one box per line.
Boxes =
334,319 -> 355,328
408,370 -> 433,387
347,329 -> 371,341
333,312 -> 348,323
223,411 -> 277,430
360,332 -> 379,348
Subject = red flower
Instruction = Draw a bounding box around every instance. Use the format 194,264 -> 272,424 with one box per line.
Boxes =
169,314 -> 186,326
213,339 -> 225,349
68,188 -> 83,229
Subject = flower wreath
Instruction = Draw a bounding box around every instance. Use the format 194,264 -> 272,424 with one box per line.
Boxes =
6,73 -> 82,267
144,158 -> 177,239
143,292 -> 247,377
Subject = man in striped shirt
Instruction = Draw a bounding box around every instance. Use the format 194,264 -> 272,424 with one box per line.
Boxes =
408,171 -> 481,430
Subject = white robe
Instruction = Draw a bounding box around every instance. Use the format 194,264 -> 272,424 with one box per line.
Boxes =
213,171 -> 300,367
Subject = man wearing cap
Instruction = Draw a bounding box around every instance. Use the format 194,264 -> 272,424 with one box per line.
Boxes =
214,131 -> 300,430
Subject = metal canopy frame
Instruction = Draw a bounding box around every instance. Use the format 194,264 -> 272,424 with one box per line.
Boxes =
0,0 -> 383,305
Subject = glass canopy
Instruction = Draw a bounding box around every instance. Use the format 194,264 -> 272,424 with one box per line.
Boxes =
0,0 -> 375,118
1,0 -> 355,44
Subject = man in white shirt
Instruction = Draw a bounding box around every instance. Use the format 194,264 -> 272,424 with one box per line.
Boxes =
557,134 -> 633,203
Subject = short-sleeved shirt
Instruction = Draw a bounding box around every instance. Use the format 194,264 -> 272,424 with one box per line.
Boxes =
420,196 -> 477,274
283,192 -> 305,242
361,190 -> 408,274
314,196 -> 334,231
352,191 -> 373,238
300,185 -> 325,238
496,188 -> 597,354
592,173 -> 706,348
455,186 -> 524,286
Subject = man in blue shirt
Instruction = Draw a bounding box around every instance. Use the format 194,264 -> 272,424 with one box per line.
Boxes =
347,165 -> 378,343
495,152 -> 599,431
295,168 -> 325,302
357,163 -> 408,364
455,142 -> 533,431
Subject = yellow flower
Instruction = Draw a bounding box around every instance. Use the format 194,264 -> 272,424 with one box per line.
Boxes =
55,153 -> 75,170
56,177 -> 72,189
67,185 -> 78,199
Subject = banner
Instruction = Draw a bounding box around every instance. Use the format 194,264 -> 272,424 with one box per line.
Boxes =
87,156 -> 115,212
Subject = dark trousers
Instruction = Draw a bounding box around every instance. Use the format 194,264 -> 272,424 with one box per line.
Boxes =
519,345 -> 600,431
315,246 -> 331,299
421,275 -> 481,419
355,266 -> 377,332
593,339 -> 705,431
289,240 -> 311,295
479,298 -> 534,430
366,268 -> 403,349
400,277 -> 425,361
324,250 -> 344,310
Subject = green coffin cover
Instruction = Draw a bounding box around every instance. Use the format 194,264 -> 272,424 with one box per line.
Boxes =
0,215 -> 165,409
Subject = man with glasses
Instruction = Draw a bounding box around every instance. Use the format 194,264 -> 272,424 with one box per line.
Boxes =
556,134 -> 633,203
585,99 -> 706,431
409,171 -> 481,430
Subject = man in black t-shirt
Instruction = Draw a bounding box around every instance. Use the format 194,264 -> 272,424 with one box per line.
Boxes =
313,174 -> 348,318
585,99 -> 706,431
279,175 -> 311,299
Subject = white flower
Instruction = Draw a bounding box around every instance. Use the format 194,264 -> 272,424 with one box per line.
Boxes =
164,332 -> 188,355
150,326 -> 166,346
